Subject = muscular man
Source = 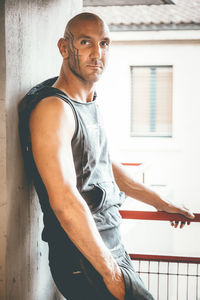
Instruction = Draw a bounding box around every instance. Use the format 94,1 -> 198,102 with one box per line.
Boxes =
19,12 -> 194,300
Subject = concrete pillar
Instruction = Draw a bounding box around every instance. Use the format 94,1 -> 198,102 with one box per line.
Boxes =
0,0 -> 82,299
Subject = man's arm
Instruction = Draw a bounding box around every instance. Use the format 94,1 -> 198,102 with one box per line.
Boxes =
29,97 -> 124,299
112,160 -> 194,226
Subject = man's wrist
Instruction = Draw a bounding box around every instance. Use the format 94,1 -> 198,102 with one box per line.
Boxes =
154,196 -> 170,211
101,255 -> 121,280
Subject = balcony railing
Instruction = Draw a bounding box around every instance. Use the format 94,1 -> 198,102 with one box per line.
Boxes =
119,210 -> 200,300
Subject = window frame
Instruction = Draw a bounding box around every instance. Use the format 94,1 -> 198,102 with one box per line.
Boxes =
130,65 -> 173,138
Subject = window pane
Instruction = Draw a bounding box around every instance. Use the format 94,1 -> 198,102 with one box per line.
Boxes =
156,67 -> 173,135
130,66 -> 173,137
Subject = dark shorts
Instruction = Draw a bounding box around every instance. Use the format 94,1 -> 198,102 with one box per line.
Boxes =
48,227 -> 155,300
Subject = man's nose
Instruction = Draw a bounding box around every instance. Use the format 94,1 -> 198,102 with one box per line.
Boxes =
90,43 -> 102,59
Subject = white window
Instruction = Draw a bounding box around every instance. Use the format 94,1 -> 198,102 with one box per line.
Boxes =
130,66 -> 173,137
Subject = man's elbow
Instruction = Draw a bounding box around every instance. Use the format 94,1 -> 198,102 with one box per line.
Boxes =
49,186 -> 74,213
49,187 -> 86,223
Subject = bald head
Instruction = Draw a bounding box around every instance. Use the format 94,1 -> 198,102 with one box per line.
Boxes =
59,12 -> 110,84
64,12 -> 109,40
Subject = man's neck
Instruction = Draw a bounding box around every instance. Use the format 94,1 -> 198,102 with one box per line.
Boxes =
53,67 -> 96,103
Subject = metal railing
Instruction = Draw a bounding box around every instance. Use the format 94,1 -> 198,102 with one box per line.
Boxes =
120,210 -> 200,300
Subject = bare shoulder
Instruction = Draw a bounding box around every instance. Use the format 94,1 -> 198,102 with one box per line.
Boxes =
29,96 -> 77,195
29,96 -> 75,139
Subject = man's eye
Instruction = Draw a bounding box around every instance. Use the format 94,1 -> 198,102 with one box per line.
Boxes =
80,40 -> 89,45
100,41 -> 109,47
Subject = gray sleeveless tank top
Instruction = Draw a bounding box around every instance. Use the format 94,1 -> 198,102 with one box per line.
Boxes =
19,77 -> 125,242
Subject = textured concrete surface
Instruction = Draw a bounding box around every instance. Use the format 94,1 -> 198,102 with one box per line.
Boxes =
0,1 -> 7,299
0,0 -> 82,299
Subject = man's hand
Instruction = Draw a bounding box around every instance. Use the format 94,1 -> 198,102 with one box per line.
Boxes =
103,265 -> 125,300
157,201 -> 195,228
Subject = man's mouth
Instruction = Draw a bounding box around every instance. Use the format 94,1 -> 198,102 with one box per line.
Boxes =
87,65 -> 102,69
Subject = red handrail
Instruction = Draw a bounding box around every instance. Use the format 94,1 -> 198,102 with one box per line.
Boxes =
120,210 -> 200,222
129,254 -> 200,264
120,210 -> 200,264
121,163 -> 142,166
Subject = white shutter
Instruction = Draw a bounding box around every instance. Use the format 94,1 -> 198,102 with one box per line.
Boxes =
131,66 -> 172,137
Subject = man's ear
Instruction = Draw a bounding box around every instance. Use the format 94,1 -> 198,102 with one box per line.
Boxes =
57,38 -> 68,59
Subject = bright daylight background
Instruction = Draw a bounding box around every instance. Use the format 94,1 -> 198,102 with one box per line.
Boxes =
83,0 -> 200,260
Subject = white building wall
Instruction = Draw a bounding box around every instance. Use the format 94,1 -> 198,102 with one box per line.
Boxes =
96,32 -> 200,257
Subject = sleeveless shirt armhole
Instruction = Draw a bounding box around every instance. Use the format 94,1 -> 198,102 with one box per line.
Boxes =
52,94 -> 79,141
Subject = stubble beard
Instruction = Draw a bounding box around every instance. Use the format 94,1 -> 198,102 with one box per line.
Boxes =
68,59 -> 103,84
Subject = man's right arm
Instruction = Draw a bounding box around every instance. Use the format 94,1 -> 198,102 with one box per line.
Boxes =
29,97 -> 125,300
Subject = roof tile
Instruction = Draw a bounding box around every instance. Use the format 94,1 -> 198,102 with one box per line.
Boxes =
83,0 -> 200,27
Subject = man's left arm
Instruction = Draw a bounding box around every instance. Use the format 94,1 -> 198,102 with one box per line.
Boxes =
112,160 -> 195,227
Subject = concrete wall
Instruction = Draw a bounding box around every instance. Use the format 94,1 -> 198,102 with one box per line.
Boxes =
0,1 -> 7,299
0,0 -> 82,299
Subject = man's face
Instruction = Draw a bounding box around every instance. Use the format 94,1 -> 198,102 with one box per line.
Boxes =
65,19 -> 111,84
